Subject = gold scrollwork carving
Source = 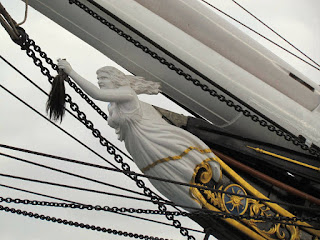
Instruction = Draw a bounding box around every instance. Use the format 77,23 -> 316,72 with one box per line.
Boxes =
203,185 -> 225,211
248,199 -> 272,218
190,158 -> 305,240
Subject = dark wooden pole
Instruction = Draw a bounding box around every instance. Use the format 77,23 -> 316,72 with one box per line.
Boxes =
213,150 -> 320,206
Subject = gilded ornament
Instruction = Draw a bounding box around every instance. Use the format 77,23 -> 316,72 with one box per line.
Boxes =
222,184 -> 248,215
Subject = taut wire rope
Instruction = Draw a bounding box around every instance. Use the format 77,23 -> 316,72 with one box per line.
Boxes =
0,152 -> 145,197
0,172 -> 159,205
231,0 -> 320,68
0,54 -> 133,162
0,3 -> 19,40
200,0 -> 320,72
1,145 -> 320,213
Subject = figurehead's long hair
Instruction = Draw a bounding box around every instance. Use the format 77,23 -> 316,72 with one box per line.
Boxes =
46,70 -> 67,122
96,66 -> 161,95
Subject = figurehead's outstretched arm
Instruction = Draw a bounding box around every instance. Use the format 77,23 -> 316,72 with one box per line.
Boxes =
58,59 -> 134,103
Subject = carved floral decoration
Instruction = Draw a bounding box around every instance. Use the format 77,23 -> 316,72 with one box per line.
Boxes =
191,160 -> 301,240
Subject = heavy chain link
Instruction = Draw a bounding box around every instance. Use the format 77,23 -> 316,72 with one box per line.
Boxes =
16,27 -> 108,121
15,27 -> 131,161
1,196 -> 319,229
0,204 -> 168,240
68,0 -> 320,158
0,196 -> 170,215
13,26 -> 195,240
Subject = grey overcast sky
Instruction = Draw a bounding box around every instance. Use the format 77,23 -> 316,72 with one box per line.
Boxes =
0,0 -> 320,240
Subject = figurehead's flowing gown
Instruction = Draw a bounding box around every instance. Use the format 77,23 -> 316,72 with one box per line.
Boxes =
108,88 -> 221,210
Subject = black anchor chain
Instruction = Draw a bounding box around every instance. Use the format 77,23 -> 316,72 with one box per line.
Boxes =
68,0 -> 320,158
0,204 -> 168,240
1,196 -> 320,230
14,27 -> 108,122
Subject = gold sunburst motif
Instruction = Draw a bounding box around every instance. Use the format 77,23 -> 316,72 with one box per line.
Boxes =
226,188 -> 245,212
222,184 -> 248,215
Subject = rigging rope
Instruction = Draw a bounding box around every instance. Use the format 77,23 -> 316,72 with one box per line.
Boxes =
0,3 -> 19,41
200,0 -> 320,71
0,54 -> 133,162
231,0 -> 320,69
1,146 -> 319,213
0,152 -> 145,197
0,183 -> 81,204
0,172 -> 158,205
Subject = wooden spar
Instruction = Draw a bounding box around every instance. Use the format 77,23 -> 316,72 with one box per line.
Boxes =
213,150 -> 320,206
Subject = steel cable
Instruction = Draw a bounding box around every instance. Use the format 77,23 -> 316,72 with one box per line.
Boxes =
200,0 -> 320,71
0,152 -> 145,197
1,146 -> 320,213
231,0 -> 320,68
0,172 -> 160,204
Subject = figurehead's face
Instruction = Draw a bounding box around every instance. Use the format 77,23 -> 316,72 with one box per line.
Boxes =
97,76 -> 116,89
96,66 -> 129,89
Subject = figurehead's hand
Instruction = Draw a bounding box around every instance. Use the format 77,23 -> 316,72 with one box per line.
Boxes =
57,58 -> 73,75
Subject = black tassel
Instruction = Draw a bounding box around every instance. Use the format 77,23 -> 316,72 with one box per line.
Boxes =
46,70 -> 67,122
